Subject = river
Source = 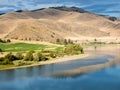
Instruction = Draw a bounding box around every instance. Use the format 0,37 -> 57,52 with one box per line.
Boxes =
0,45 -> 120,90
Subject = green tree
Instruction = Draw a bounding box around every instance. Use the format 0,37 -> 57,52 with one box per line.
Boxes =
36,52 -> 49,61
64,44 -> 84,55
2,58 -> 13,65
64,39 -> 68,45
0,39 -> 3,43
6,39 -> 11,43
56,38 -> 60,44
24,51 -> 33,61
49,51 -> 57,58
0,48 -> 2,52
16,52 -> 24,60
4,53 -> 17,61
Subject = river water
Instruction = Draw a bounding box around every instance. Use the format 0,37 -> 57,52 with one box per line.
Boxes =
0,45 -> 120,90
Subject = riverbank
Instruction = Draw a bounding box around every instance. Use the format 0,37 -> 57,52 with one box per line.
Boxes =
0,54 -> 89,71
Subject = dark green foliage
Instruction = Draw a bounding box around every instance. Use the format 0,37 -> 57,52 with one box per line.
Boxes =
0,57 -> 13,65
6,39 -> 11,43
16,53 -> 24,60
0,39 -> 11,43
56,38 -> 61,44
4,53 -> 17,61
49,51 -> 57,58
16,61 -> 32,66
1,58 -> 13,65
64,44 -> 84,55
0,48 -> 2,52
64,39 -> 68,45
24,51 -> 33,61
109,17 -> 117,21
0,39 -> 3,42
0,57 -> 4,62
68,39 -> 74,44
64,39 -> 74,45
35,52 -> 49,61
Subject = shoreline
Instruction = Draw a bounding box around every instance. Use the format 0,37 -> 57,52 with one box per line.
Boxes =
0,54 -> 89,71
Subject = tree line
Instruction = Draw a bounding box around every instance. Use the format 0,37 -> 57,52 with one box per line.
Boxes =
0,39 -> 11,43
0,44 -> 84,66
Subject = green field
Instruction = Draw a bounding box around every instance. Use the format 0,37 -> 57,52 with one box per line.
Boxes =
0,43 -> 63,52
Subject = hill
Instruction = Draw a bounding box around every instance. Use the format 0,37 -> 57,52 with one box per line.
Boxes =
0,6 -> 120,43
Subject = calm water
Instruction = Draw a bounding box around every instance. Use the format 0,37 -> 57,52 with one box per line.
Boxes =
0,45 -> 120,90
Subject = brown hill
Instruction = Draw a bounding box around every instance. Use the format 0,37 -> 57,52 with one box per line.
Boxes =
0,7 -> 120,43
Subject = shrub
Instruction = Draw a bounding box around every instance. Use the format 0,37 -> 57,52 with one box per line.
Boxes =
49,51 -> 57,58
6,39 -> 11,43
0,48 -> 2,52
64,44 -> 84,55
24,51 -> 33,61
34,52 -> 49,61
16,53 -> 24,60
56,38 -> 61,44
0,57 -> 4,62
4,53 -> 17,61
1,58 -> 13,65
15,61 -> 31,66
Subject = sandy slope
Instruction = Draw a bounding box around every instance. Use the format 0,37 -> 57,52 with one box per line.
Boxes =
0,7 -> 120,42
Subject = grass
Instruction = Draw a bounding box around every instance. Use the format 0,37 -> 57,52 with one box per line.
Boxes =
0,65 -> 15,69
0,43 -> 63,52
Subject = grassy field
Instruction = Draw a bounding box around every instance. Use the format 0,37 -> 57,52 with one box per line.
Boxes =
0,43 -> 63,52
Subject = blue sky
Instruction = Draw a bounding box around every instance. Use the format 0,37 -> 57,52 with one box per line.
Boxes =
0,0 -> 120,17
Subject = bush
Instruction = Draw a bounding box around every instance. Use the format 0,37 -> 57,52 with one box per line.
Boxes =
56,38 -> 61,44
0,39 -> 11,43
6,39 -> 11,43
1,58 -> 13,65
49,51 -> 57,58
24,51 -> 33,61
64,44 -> 84,55
4,53 -> 17,61
0,48 -> 2,52
34,52 -> 49,61
16,53 -> 24,60
15,61 -> 31,66
0,57 -> 4,62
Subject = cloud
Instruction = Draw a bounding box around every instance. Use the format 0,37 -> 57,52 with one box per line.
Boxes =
0,0 -> 119,17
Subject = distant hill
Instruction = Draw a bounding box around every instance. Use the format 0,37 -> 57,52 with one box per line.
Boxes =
0,6 -> 120,43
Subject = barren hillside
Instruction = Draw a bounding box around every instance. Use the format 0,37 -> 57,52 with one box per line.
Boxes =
0,7 -> 120,43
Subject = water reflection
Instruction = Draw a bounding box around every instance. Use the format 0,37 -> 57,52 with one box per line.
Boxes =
0,45 -> 120,90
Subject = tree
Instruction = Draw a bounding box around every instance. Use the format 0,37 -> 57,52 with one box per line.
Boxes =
2,58 -> 13,65
0,39 -> 3,43
4,53 -> 17,61
24,51 -> 33,61
64,39 -> 68,45
56,38 -> 60,44
68,39 -> 74,44
6,39 -> 11,43
64,44 -> 84,55
49,51 -> 57,58
16,52 -> 24,60
35,52 -> 49,61
0,48 -> 2,52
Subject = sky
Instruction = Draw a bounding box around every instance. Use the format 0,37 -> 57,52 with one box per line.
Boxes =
0,0 -> 120,17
